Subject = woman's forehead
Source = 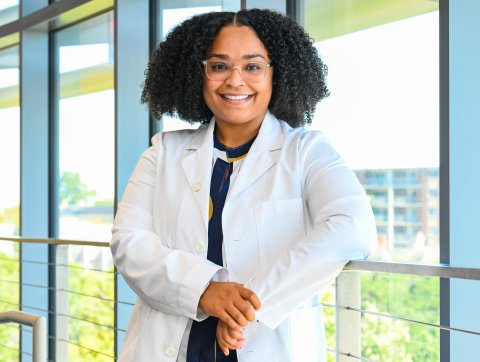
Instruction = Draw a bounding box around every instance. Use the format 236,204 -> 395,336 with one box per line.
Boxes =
208,25 -> 269,60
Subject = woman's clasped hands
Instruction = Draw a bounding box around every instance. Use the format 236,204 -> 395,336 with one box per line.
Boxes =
198,281 -> 261,356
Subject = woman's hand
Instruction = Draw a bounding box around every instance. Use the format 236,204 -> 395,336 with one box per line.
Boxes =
217,320 -> 245,356
199,282 -> 261,331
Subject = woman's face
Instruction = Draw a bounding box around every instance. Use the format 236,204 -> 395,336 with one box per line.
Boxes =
203,25 -> 273,141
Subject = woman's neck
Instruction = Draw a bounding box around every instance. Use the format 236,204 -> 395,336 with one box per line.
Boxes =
214,123 -> 261,148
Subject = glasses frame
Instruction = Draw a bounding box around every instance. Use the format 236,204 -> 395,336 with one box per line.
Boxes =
202,59 -> 272,83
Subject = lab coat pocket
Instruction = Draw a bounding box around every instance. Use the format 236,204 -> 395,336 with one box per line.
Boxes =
254,198 -> 306,270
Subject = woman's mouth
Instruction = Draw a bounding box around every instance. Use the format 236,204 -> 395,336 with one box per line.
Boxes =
221,94 -> 253,102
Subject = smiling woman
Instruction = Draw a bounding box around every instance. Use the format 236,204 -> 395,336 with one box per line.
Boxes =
111,8 -> 377,362
202,26 -> 273,147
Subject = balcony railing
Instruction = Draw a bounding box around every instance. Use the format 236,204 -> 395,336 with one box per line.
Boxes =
1,236 -> 480,361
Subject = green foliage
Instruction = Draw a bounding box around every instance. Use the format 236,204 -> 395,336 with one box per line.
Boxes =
60,171 -> 96,206
0,247 -> 20,362
0,206 -> 20,235
68,263 -> 115,361
321,273 -> 439,361
94,199 -> 114,207
361,273 -> 440,361
320,287 -> 336,362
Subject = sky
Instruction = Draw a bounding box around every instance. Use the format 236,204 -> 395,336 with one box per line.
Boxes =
0,11 -> 439,209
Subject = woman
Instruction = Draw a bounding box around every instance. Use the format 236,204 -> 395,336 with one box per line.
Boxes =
111,9 -> 377,362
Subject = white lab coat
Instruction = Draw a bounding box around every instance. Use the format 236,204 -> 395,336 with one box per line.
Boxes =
111,111 -> 377,362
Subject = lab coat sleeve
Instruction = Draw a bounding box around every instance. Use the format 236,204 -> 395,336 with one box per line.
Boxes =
110,134 -> 227,321
245,131 -> 377,329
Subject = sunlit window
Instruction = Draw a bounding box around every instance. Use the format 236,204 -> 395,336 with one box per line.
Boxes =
303,1 -> 440,360
0,45 -> 20,237
54,12 -> 115,361
55,13 -> 115,243
306,5 -> 439,263
0,44 -> 20,362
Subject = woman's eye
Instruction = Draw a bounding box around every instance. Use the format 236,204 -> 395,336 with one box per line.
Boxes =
210,62 -> 229,72
244,63 -> 262,72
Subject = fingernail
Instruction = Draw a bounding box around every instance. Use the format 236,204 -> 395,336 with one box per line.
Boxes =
224,349 -> 229,356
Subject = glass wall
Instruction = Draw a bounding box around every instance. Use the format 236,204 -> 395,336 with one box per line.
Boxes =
303,0 -> 440,263
0,44 -> 20,362
0,45 -> 20,237
0,1 -> 457,361
55,12 -> 115,243
302,1 -> 440,360
54,12 -> 115,361
0,1 -> 18,27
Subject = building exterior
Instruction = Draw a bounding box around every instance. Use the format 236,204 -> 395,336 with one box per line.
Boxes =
356,168 -> 439,262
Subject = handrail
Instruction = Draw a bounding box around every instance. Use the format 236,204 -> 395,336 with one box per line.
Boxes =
3,236 -> 480,360
0,311 -> 46,362
2,236 -> 480,280
346,260 -> 480,280
0,236 -> 109,247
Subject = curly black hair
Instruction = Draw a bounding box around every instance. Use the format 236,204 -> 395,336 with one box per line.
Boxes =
141,9 -> 329,128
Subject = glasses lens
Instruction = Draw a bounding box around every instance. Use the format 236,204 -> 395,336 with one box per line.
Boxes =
204,60 -> 267,82
241,62 -> 266,83
205,61 -> 230,80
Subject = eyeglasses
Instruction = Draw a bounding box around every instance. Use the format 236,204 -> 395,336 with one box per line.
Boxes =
202,60 -> 271,83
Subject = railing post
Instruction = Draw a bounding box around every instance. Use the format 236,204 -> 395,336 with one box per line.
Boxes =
336,270 -> 361,361
55,245 -> 69,359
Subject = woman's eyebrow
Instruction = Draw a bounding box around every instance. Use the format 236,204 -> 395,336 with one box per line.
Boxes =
243,53 -> 266,60
207,54 -> 228,59
207,53 -> 267,60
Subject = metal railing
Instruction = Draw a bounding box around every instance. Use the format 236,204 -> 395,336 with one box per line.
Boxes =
335,261 -> 480,361
0,311 -> 46,362
1,236 -> 480,361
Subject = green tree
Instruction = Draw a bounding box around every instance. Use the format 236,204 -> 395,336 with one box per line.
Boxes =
320,273 -> 439,361
68,263 -> 115,361
60,172 -> 96,206
361,273 -> 439,361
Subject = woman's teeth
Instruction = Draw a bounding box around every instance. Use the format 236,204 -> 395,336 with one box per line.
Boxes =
223,94 -> 250,100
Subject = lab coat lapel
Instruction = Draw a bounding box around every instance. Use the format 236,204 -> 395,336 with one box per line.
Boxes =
226,112 -> 284,205
181,120 -> 215,233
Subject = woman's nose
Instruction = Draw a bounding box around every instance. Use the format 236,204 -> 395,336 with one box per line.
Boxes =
225,66 -> 245,86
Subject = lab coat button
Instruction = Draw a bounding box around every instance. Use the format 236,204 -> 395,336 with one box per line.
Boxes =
164,346 -> 176,357
195,243 -> 205,252
193,182 -> 201,192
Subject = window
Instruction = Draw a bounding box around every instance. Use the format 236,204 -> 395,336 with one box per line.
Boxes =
0,45 -> 19,237
54,13 -> 115,360
0,43 -> 20,362
0,1 -> 18,27
303,2 -> 439,263
55,13 -> 115,243
302,1 -> 440,360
